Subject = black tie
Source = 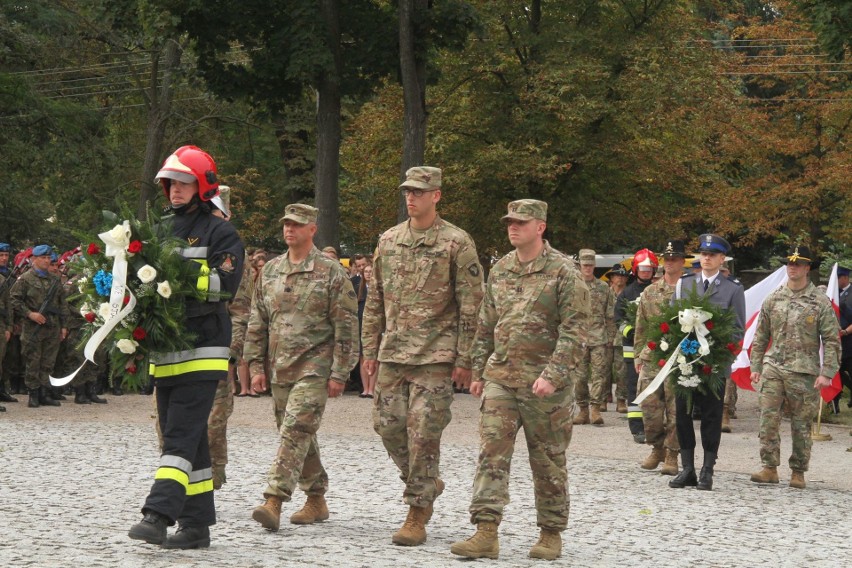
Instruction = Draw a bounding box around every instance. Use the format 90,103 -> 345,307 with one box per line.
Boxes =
703,279 -> 709,292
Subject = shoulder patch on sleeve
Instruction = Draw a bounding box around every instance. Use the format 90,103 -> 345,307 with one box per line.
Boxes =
219,253 -> 236,273
468,264 -> 480,278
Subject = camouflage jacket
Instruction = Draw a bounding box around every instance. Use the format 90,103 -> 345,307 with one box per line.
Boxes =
10,269 -> 69,329
471,241 -> 591,389
228,258 -> 255,360
244,246 -> 359,384
634,278 -> 677,363
0,273 -> 11,333
751,282 -> 840,377
583,277 -> 616,347
361,215 -> 484,367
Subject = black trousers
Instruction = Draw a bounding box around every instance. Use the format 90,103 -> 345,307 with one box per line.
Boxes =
625,358 -> 644,436
675,385 -> 724,454
143,380 -> 218,527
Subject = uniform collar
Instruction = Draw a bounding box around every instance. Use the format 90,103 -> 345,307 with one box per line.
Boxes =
506,240 -> 553,275
399,215 -> 443,247
281,246 -> 320,275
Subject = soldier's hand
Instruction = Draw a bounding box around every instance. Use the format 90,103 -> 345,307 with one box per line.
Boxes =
452,367 -> 472,389
28,311 -> 46,325
532,377 -> 556,398
327,380 -> 345,398
469,380 -> 484,398
59,328 -> 68,341
251,373 -> 267,393
635,361 -> 643,374
814,375 -> 832,389
363,359 -> 378,378
750,372 -> 761,385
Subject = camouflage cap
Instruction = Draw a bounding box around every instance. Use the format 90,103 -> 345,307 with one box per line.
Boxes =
399,166 -> 442,190
578,248 -> 596,266
501,199 -> 547,222
279,203 -> 318,225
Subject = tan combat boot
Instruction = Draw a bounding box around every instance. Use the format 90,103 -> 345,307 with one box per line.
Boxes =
789,470 -> 806,489
290,494 -> 329,524
590,404 -> 604,426
721,404 -> 732,433
660,449 -> 679,476
641,446 -> 665,470
529,529 -> 562,560
252,495 -> 283,531
573,406 -> 590,425
450,522 -> 499,559
616,399 -> 628,414
750,466 -> 779,484
424,478 -> 445,525
392,506 -> 430,546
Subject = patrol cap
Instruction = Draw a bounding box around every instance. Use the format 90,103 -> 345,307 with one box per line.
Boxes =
399,166 -> 442,190
0,243 -> 10,252
781,244 -> 814,267
578,249 -> 596,266
697,234 -> 731,254
32,244 -> 52,257
838,266 -> 851,277
211,185 -> 230,218
279,203 -> 318,225
660,239 -> 687,258
501,199 -> 548,222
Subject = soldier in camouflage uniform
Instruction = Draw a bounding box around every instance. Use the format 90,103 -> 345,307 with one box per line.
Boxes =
749,245 -> 840,489
573,249 -> 615,425
0,245 -> 12,410
247,204 -> 359,531
451,200 -> 590,561
634,240 -> 686,476
362,166 -> 484,546
10,245 -> 69,408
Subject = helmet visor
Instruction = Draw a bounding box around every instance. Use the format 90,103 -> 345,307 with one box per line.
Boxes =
155,170 -> 197,185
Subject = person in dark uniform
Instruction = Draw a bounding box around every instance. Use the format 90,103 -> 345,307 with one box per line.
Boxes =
128,146 -> 244,550
668,234 -> 745,491
835,267 -> 852,411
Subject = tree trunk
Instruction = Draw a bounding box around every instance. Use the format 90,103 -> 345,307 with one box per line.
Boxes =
397,0 -> 429,222
315,0 -> 342,249
137,39 -> 182,220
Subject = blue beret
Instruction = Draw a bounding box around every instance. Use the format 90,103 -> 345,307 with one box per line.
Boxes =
697,233 -> 731,254
32,244 -> 53,257
838,266 -> 851,277
0,243 -> 10,252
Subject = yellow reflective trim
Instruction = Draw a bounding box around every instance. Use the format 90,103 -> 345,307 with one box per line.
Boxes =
149,363 -> 156,375
623,352 -> 635,359
193,259 -> 210,292
155,467 -> 189,488
627,411 -> 643,418
622,325 -> 633,338
150,358 -> 229,378
187,479 -> 214,496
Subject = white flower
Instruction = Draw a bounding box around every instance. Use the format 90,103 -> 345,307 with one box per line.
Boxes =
137,265 -> 157,283
157,280 -> 172,299
98,303 -> 112,319
678,362 -> 693,376
108,222 -> 131,249
76,276 -> 88,292
116,338 -> 138,354
660,340 -> 669,352
80,303 -> 93,317
698,344 -> 710,356
676,354 -> 686,365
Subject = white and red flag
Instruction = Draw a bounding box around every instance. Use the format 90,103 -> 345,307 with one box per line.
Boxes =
820,263 -> 843,402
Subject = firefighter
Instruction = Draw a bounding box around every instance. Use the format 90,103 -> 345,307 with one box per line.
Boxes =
128,146 -> 244,550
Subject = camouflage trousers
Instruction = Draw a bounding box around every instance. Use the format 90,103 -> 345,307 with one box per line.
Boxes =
208,379 -> 234,488
603,347 -> 627,400
20,323 -> 61,390
469,381 -> 573,531
264,376 -> 329,500
724,377 -> 739,411
758,365 -> 820,472
638,369 -> 679,451
53,327 -> 99,387
0,328 -> 7,389
575,344 -> 611,407
373,362 -> 453,508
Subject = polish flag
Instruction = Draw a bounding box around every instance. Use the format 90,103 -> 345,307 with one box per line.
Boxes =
820,263 -> 843,403
729,266 -> 787,390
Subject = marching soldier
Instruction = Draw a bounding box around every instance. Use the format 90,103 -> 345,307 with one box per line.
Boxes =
0,243 -> 14,408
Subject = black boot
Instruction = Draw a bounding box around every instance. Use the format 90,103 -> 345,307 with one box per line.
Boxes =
38,387 -> 60,407
86,382 -> 107,404
51,387 -> 67,401
0,404 -> 5,412
28,389 -> 40,408
128,511 -> 169,545
74,386 -> 91,405
162,525 -> 211,549
669,449 -> 698,488
697,451 -> 717,491
112,383 -> 124,396
0,386 -> 17,403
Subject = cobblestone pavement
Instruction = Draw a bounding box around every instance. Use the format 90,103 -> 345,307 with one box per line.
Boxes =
0,394 -> 849,567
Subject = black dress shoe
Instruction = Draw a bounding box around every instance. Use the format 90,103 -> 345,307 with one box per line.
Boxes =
161,525 -> 210,549
697,467 -> 714,491
668,467 -> 698,488
128,511 -> 169,545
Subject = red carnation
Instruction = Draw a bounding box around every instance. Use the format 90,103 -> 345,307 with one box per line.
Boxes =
132,327 -> 147,341
702,365 -> 712,375
84,312 -> 96,323
705,321 -> 714,330
660,322 -> 670,333
87,243 -> 100,255
658,359 -> 666,368
123,295 -> 130,306
127,240 -> 143,254
127,364 -> 137,374
726,342 -> 740,354
647,341 -> 657,351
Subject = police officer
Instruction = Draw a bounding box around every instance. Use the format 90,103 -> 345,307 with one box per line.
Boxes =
749,246 -> 840,489
669,234 -> 745,491
128,146 -> 244,549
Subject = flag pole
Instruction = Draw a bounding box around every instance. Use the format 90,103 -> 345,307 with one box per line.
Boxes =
812,398 -> 832,442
